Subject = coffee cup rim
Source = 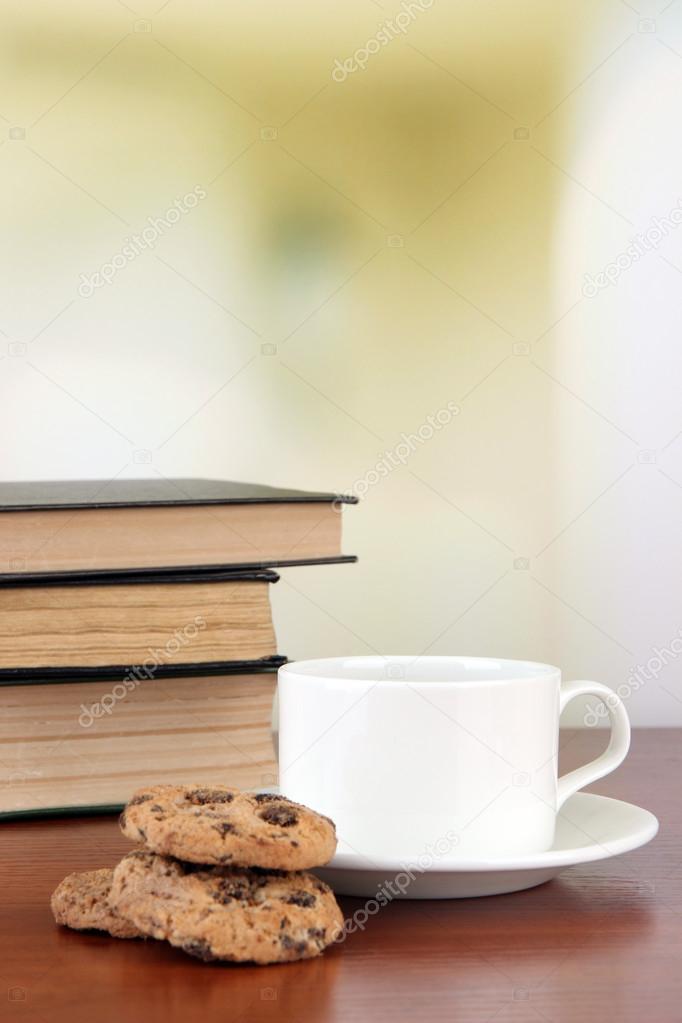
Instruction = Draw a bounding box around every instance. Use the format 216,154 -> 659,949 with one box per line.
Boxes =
279,655 -> 561,686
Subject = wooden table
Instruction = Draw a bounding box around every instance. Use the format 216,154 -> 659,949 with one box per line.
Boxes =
1,729 -> 679,1022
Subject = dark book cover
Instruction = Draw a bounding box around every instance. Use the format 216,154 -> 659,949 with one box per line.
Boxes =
0,556 -> 357,587
0,655 -> 287,686
0,567 -> 280,589
0,477 -> 358,512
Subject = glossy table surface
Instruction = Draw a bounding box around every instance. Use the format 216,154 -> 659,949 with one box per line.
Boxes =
1,729 -> 679,1023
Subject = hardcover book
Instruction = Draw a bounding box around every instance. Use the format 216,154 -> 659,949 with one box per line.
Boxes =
0,477 -> 357,577
0,671 -> 279,816
0,569 -> 282,680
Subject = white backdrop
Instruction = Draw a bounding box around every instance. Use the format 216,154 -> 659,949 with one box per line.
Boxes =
1,1 -> 681,725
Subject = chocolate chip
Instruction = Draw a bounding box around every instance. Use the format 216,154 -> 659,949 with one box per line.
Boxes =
253,792 -> 288,803
129,794 -> 153,806
118,810 -> 127,829
258,805 -> 298,827
212,879 -> 250,903
280,934 -> 307,954
185,788 -> 234,805
211,892 -> 233,905
136,825 -> 147,840
150,804 -> 164,812
212,821 -> 237,837
284,891 -> 316,908
307,927 -> 326,941
182,939 -> 216,962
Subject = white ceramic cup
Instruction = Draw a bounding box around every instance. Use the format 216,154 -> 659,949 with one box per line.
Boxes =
277,656 -> 631,861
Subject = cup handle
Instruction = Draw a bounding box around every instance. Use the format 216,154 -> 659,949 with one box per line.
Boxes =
556,680 -> 631,810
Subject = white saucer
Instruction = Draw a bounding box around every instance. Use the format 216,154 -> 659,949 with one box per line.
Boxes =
313,793 -> 658,899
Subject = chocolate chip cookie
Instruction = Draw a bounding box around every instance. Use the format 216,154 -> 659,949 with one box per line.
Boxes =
119,785 -> 337,870
109,850 -> 343,964
51,867 -> 142,939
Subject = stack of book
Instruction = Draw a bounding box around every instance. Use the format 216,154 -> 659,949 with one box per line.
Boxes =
0,478 -> 356,817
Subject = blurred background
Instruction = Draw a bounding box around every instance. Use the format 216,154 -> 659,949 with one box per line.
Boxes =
1,0 -> 682,725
